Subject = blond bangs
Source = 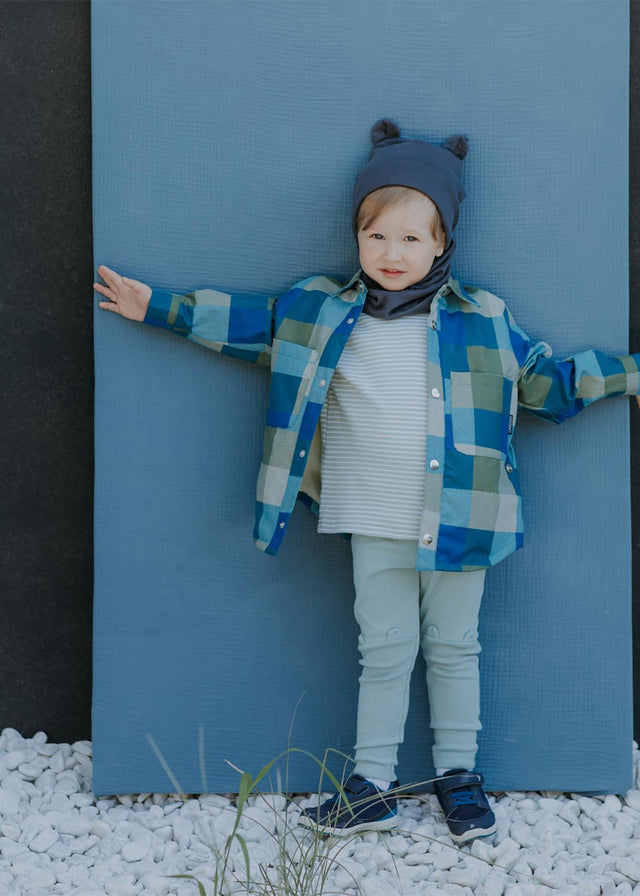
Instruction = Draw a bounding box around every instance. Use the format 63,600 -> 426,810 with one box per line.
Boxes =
357,186 -> 445,244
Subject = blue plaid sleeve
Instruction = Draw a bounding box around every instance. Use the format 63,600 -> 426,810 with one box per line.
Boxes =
506,309 -> 640,423
144,287 -> 275,366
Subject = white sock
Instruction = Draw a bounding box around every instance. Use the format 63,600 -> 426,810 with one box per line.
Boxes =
366,776 -> 391,790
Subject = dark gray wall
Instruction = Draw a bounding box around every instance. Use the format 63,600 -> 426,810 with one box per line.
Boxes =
0,1 -> 93,741
1,0 -> 639,744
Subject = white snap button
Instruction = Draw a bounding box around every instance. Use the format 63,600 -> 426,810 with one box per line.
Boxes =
506,463 -> 513,474
299,450 -> 306,458
319,379 -> 326,387
347,317 -> 354,325
430,321 -> 437,330
431,388 -> 440,399
429,459 -> 439,471
279,522 -> 285,529
422,534 -> 433,545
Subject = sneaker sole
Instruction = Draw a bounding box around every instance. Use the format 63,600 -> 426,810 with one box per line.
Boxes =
298,812 -> 399,836
449,819 -> 497,844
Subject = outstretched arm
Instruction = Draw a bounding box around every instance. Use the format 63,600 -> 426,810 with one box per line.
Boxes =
504,307 -> 640,423
95,265 -> 275,365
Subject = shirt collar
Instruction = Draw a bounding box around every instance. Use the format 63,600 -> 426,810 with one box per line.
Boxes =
445,277 -> 480,306
337,271 -> 367,302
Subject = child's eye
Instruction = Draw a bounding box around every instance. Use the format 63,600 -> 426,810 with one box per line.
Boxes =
404,235 -> 418,242
371,233 -> 384,240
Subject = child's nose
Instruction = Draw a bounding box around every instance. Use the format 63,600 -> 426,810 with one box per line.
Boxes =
383,240 -> 402,260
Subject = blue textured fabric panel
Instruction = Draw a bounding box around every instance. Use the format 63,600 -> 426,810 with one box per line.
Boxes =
92,0 -> 631,795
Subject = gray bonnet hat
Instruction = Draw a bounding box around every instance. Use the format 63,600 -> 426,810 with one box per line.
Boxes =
352,119 -> 468,243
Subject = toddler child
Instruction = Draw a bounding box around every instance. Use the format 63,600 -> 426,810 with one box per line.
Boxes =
95,119 -> 640,843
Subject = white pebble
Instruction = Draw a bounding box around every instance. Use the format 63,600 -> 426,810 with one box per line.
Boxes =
240,805 -> 274,832
0,822 -> 20,840
494,836 -> 521,868
121,841 -> 149,863
18,763 -> 42,781
56,771 -> 81,794
90,820 -> 112,838
0,837 -> 27,859
4,750 -> 36,771
447,865 -> 482,887
257,793 -> 286,812
510,821 -> 538,848
3,732 -> 26,751
333,858 -> 366,890
48,752 -> 66,774
484,871 -> 506,896
471,836 -> 493,862
198,794 -> 229,809
34,770 -> 56,792
29,827 -> 58,853
57,816 -> 93,836
48,841 -> 71,860
404,853 -> 432,866
625,790 -> 640,811
605,795 -> 623,815
534,868 -> 567,888
617,858 -> 640,882
386,835 -> 409,857
432,849 -> 458,870
0,792 -> 19,815
18,869 -> 56,890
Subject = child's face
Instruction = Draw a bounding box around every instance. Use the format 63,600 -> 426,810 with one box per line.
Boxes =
357,195 -> 445,291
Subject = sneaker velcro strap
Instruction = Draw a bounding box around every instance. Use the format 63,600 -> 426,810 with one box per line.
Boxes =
344,774 -> 372,796
435,770 -> 485,795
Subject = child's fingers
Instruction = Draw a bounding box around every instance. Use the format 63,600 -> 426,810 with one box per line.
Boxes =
93,282 -> 115,300
636,395 -> 640,410
98,301 -> 120,313
97,265 -> 125,291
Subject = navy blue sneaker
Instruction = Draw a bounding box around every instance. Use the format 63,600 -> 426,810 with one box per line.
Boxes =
298,773 -> 399,836
433,769 -> 497,843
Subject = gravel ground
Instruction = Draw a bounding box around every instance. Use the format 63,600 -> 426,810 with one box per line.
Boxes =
0,728 -> 639,895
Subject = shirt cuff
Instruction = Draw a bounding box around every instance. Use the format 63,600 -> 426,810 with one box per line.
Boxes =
144,290 -> 177,330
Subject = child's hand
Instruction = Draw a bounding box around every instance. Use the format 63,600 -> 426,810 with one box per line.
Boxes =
94,265 -> 152,321
636,396 -> 640,410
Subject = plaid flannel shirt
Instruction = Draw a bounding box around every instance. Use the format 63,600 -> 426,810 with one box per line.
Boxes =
144,272 -> 640,571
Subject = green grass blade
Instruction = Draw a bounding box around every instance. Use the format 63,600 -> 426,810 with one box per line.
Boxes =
236,770 -> 253,814
198,724 -> 209,794
145,733 -> 187,799
233,832 -> 252,888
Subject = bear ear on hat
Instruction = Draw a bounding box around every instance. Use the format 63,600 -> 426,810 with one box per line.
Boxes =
371,118 -> 401,146
443,135 -> 468,160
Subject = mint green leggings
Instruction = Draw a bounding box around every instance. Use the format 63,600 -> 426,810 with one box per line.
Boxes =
351,535 -> 486,781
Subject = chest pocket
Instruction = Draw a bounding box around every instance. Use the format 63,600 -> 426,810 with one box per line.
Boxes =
266,339 -> 319,429
449,371 -> 517,459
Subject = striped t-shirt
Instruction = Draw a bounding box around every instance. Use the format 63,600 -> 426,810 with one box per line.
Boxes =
317,312 -> 429,539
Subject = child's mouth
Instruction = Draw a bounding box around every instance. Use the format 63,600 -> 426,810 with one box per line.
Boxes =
380,269 -> 405,277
